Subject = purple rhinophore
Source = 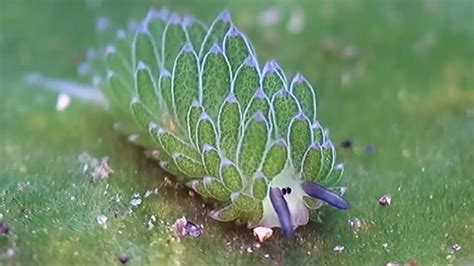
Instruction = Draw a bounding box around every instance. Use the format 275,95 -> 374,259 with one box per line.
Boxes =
269,187 -> 294,238
116,29 -> 126,39
244,55 -> 257,67
185,220 -> 203,237
277,88 -> 290,97
301,181 -> 350,210
160,67 -> 171,77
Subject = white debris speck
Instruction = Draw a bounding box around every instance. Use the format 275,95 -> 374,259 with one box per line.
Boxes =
347,217 -> 362,231
378,195 -> 392,206
258,7 -> 281,27
246,247 -> 253,253
264,253 -> 270,259
385,262 -> 400,266
254,242 -> 261,249
171,216 -> 188,237
253,226 -> 273,243
382,243 -> 389,249
147,215 -> 157,230
287,8 -> 305,33
144,188 -> 159,198
4,248 -> 15,258
56,92 -> 71,111
333,245 -> 345,253
421,167 -> 425,172
449,243 -> 461,254
78,152 -> 114,180
130,193 -> 142,207
96,214 -> 108,228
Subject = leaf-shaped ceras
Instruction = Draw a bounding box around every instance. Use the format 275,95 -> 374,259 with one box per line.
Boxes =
89,8 -> 350,238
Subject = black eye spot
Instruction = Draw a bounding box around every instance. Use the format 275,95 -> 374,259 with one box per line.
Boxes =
287,187 -> 292,194
282,188 -> 287,195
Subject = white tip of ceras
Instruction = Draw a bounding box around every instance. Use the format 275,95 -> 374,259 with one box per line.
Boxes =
136,61 -> 148,71
182,16 -> 196,27
160,67 -> 171,77
243,55 -> 257,68
294,112 -> 307,121
220,158 -> 233,167
292,73 -> 306,84
148,122 -> 158,132
225,92 -> 237,103
275,138 -> 288,148
209,43 -> 223,54
262,59 -> 281,75
217,9 -> 232,22
168,13 -> 181,25
182,42 -> 194,53
254,87 -> 267,99
335,163 -> 344,170
201,144 -> 215,153
253,112 -> 267,122
321,140 -> 334,150
226,25 -> 241,37
198,112 -> 211,121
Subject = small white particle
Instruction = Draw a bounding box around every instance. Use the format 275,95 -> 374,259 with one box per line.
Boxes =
96,214 -> 108,228
333,245 -> 345,252
385,262 -> 400,266
264,253 -> 270,258
421,167 -> 425,172
246,247 -> 253,253
56,92 -> 71,111
382,243 -> 389,249
450,243 -> 461,254
130,193 -> 142,207
4,248 -> 15,258
347,217 -> 362,232
144,188 -> 159,198
253,226 -> 273,242
378,194 -> 392,206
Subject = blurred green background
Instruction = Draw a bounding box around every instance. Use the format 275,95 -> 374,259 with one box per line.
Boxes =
1,0 -> 473,265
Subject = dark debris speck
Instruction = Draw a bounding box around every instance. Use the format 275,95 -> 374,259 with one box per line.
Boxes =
340,139 -> 353,149
185,220 -> 203,237
0,223 -> 9,236
117,254 -> 130,264
367,144 -> 375,153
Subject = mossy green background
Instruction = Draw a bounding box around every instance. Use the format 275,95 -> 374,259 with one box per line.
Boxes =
1,0 -> 473,265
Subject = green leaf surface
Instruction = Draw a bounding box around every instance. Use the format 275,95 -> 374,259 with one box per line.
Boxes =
2,1 -> 473,265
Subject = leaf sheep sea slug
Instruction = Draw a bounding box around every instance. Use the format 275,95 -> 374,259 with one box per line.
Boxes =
34,8 -> 351,238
